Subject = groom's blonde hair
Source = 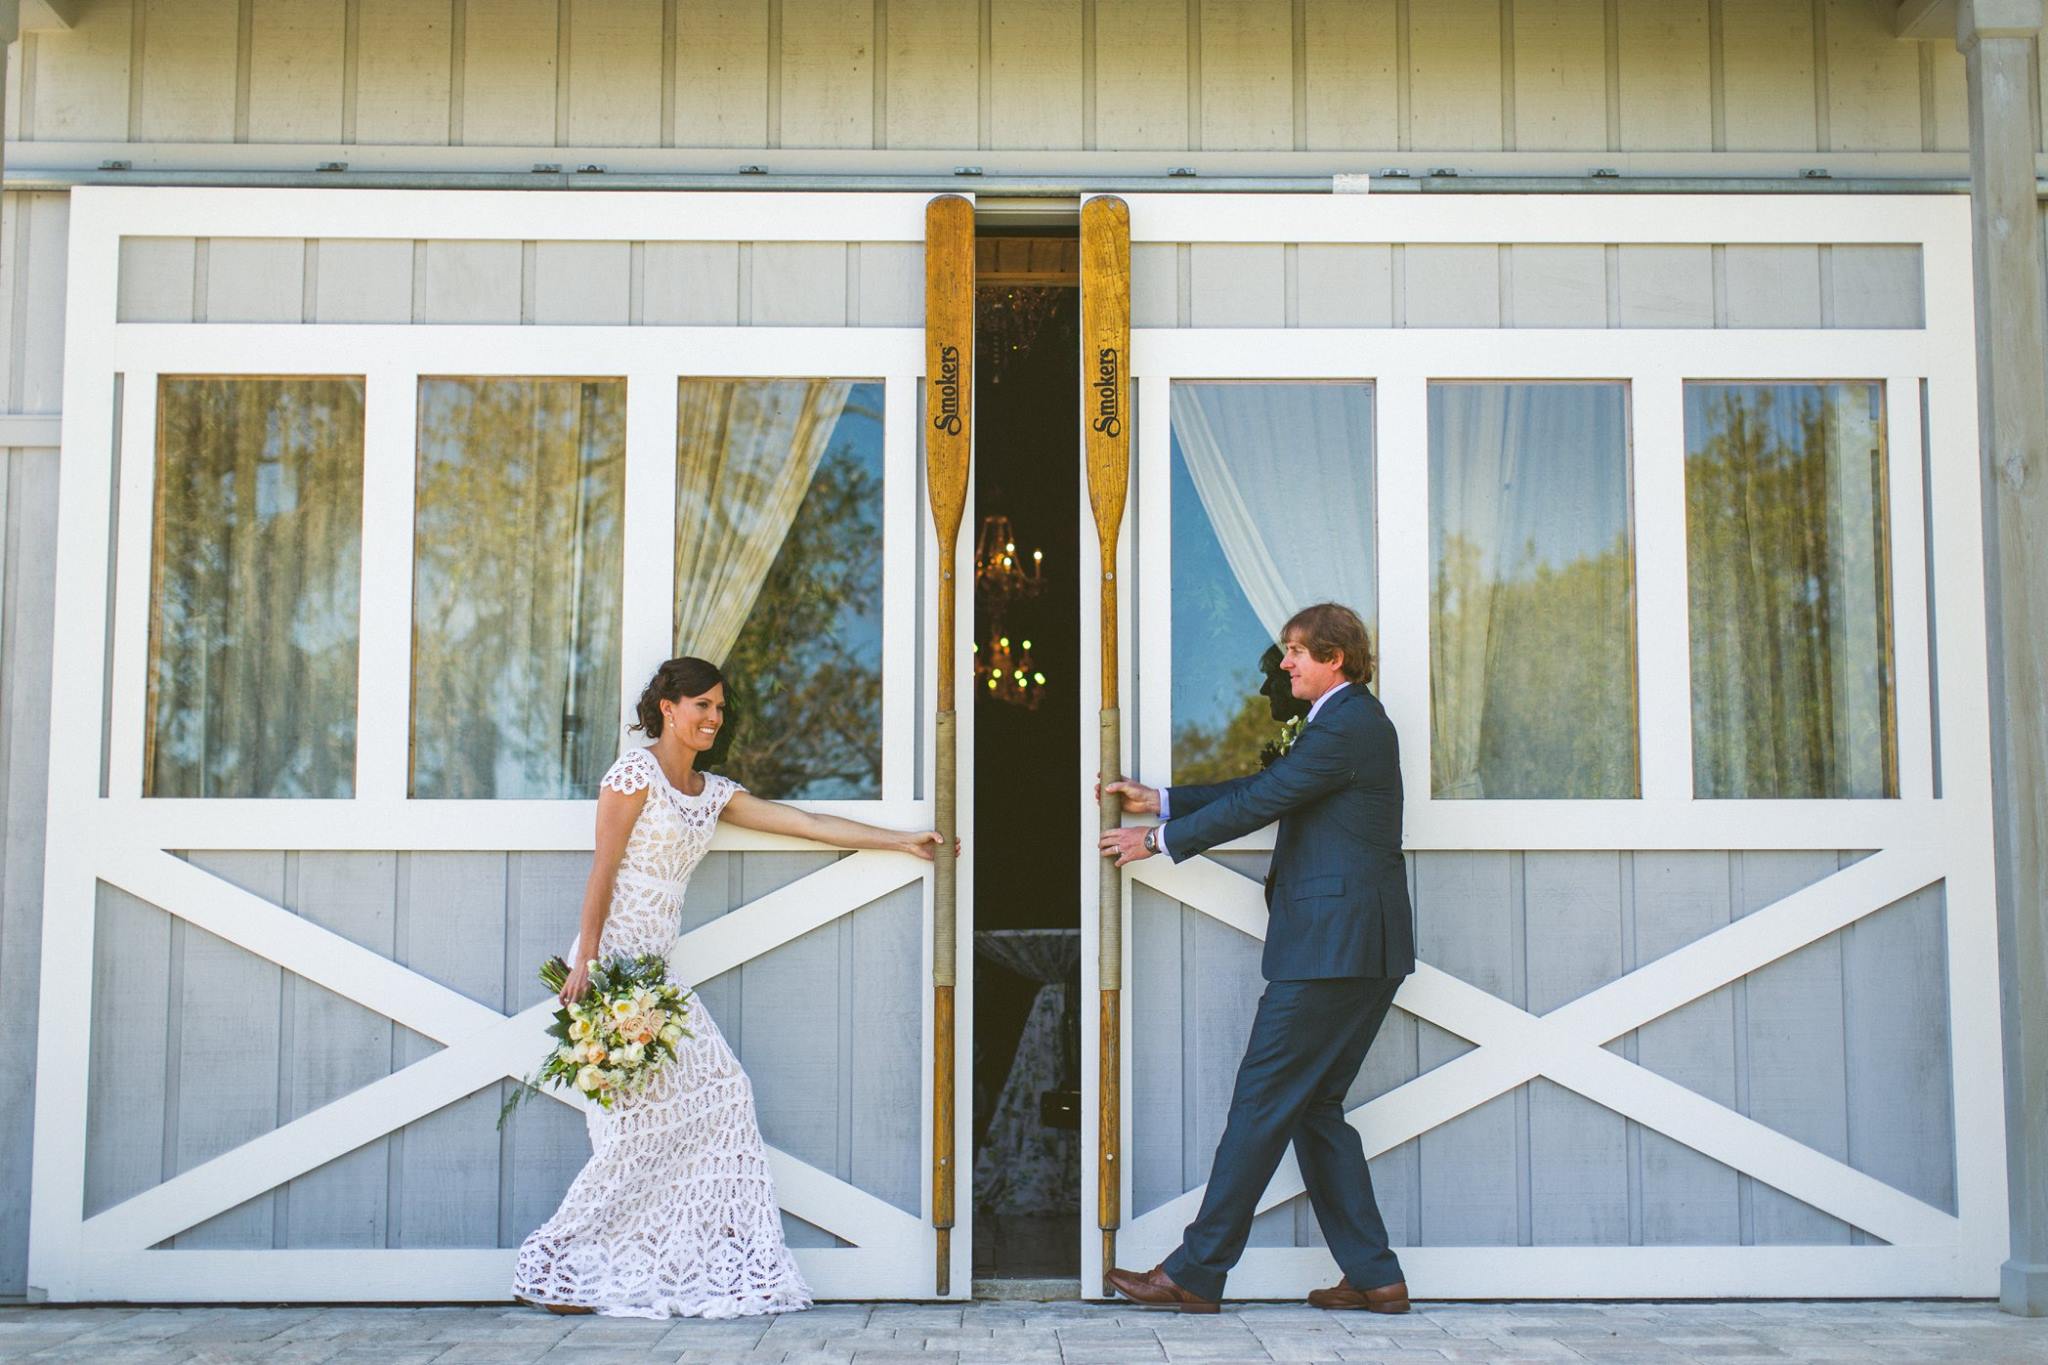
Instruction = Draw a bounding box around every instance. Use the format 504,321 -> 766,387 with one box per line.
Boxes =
1281,603 -> 1374,685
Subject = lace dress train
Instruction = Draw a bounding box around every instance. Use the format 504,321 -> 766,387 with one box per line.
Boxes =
512,748 -> 813,1319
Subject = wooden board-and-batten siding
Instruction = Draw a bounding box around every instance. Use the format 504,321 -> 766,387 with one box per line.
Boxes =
0,188 -> 69,1299
1132,850 -> 1957,1249
3,1 -> 1980,163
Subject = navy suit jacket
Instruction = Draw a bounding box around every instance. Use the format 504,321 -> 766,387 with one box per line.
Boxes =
1162,684 -> 1415,981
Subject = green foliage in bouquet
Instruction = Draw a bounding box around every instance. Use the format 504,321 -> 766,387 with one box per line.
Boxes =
498,953 -> 695,1130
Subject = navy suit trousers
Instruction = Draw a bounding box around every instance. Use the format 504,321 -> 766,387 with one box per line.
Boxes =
1162,976 -> 1405,1301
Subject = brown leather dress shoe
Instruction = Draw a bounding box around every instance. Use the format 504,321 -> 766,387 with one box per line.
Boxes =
1307,1276 -> 1410,1313
1103,1263 -> 1221,1314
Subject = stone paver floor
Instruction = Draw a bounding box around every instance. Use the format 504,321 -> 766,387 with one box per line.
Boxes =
1,1300 -> 2045,1364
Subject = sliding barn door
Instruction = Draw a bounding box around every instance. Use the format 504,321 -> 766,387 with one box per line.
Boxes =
1082,191 -> 2005,1299
31,187 -> 974,1302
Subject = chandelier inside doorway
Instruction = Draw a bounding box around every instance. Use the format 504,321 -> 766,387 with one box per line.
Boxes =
973,513 -> 1047,710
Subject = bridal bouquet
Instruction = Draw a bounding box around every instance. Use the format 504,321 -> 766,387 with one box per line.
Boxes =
499,955 -> 694,1127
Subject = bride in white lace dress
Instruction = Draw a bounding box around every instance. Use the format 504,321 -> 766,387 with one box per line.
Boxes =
513,657 -> 947,1319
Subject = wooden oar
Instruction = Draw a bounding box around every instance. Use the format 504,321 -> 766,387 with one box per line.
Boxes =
923,192 -> 974,1298
1080,194 -> 1132,1289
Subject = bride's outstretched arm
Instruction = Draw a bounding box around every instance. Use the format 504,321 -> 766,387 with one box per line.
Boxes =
721,791 -> 954,861
559,785 -> 649,1003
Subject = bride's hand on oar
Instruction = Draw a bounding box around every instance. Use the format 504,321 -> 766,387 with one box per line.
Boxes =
896,830 -> 961,861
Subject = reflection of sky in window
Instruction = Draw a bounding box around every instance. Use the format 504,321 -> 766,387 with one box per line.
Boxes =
823,382 -> 884,661
1169,383 -> 1377,751
1170,436 -> 1272,742
1429,383 -> 1630,584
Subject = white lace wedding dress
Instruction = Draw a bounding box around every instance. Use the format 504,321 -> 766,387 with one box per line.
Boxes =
512,746 -> 814,1319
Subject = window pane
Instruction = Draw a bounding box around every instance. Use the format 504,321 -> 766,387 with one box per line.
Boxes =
411,379 -> 625,798
1685,382 -> 1895,798
677,378 -> 885,800
147,377 -> 364,797
1428,382 -> 1639,799
1170,382 -> 1375,785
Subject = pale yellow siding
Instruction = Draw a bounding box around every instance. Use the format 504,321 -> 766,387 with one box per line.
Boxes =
6,0 -> 1984,161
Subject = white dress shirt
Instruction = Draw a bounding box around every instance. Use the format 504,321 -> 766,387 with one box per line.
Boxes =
1154,681 -> 1350,856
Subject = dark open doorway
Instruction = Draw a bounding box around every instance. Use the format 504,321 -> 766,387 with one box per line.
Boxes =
970,233 -> 1082,1287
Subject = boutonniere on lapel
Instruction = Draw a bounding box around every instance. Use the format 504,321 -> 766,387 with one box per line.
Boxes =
1259,715 -> 1304,770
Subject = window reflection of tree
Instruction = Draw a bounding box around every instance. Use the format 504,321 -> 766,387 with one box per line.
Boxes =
1687,384 -> 1894,799
410,379 -> 626,800
148,378 -> 365,798
1429,530 -> 1636,799
715,392 -> 885,801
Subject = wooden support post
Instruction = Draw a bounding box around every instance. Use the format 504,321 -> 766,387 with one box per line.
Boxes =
1081,195 -> 1132,1290
923,193 -> 974,1299
1957,0 -> 2048,1318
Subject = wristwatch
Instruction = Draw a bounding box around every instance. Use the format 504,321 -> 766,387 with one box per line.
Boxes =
1143,827 -> 1160,855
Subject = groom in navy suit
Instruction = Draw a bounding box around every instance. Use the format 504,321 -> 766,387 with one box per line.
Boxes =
1098,602 -> 1414,1314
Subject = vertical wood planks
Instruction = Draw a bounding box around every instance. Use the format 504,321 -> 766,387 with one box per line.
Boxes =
0,452 -> 58,1291
136,0 -> 239,142
737,851 -> 843,1247
565,0 -> 663,147
413,240 -> 522,323
850,888 -> 923,1214
1507,245 -> 1607,327
1512,0 -> 1608,152
1722,246 -> 1823,328
1199,0 -> 1293,152
1718,0 -> 1816,152
353,0 -> 454,146
642,242 -> 743,324
502,851 -> 591,1244
1414,852 -> 1518,1245
1821,0 -> 1921,152
532,241 -> 632,324
885,0 -> 977,150
1843,886 -> 1956,1219
206,238 -> 306,324
750,243 -> 848,325
1131,886 -> 1185,1215
1188,245 -> 1284,328
1404,246 -> 1500,327
991,0 -> 1084,150
84,885 -> 172,1221
175,852 -> 286,1248
1616,0 -> 1709,151
1407,0 -> 1503,151
780,0 -> 874,149
460,0 -> 560,146
247,0 -> 348,144
1617,245 -> 1713,328
283,852 -> 397,1249
1738,851 -> 1854,1244
393,852 -> 506,1248
117,238 -> 198,324
1524,852 -> 1628,1245
674,0 -> 770,149
26,0 -> 132,140
1094,0 -> 1188,150
1297,245 -> 1394,327
1629,852 -> 1740,1244
314,239 -> 417,323
1303,0 -> 1397,151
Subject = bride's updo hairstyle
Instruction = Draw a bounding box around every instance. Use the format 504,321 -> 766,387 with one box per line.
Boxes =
632,656 -> 726,737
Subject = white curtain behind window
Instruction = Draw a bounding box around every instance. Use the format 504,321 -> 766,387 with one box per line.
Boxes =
1168,383 -> 1376,638
673,378 -> 854,663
